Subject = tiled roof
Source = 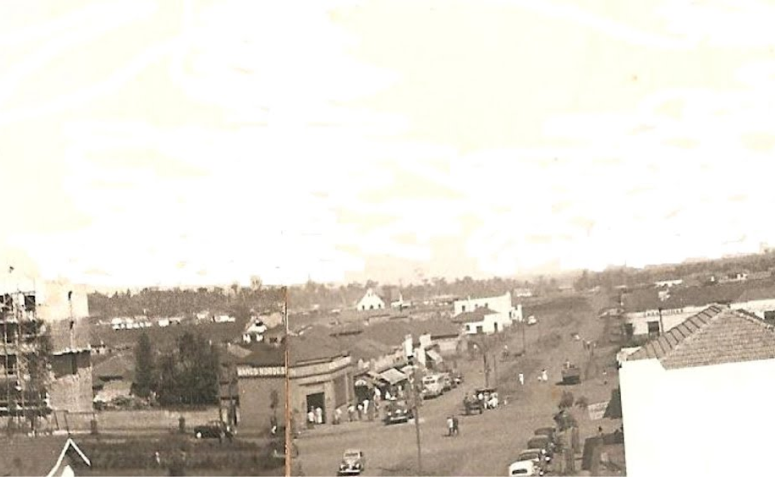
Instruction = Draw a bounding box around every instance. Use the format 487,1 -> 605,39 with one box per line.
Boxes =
288,333 -> 348,365
451,307 -> 498,324
627,305 -> 775,369
359,321 -> 413,347
622,282 -> 752,312
238,343 -> 285,367
0,436 -> 90,476
407,319 -> 461,338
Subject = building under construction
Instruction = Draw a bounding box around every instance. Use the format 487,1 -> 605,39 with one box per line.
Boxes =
0,277 -> 92,426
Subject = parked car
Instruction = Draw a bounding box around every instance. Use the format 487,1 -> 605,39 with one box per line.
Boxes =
463,394 -> 484,415
422,374 -> 445,399
534,427 -> 558,445
561,364 -> 581,385
440,372 -> 453,391
193,420 -> 233,440
338,449 -> 366,476
451,370 -> 464,386
383,399 -> 413,425
508,458 -> 540,476
527,316 -> 538,325
516,449 -> 546,475
526,435 -> 554,462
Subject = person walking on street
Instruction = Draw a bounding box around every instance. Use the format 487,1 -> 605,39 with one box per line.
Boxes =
334,407 -> 342,425
519,373 -> 525,386
541,369 -> 548,383
315,407 -> 323,425
357,403 -> 363,420
347,403 -> 355,422
447,416 -> 454,437
452,416 -> 459,436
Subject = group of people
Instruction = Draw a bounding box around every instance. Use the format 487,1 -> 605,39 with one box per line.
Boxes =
306,406 -> 324,428
446,415 -> 460,436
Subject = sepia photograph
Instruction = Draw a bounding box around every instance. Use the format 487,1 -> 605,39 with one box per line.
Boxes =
3,1 -> 775,476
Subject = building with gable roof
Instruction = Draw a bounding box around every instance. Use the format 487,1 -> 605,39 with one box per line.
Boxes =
620,305 -> 775,476
0,435 -> 91,476
451,292 -> 521,334
356,288 -> 386,311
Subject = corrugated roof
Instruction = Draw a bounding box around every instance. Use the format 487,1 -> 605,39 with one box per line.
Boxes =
735,285 -> 775,303
627,305 -> 775,369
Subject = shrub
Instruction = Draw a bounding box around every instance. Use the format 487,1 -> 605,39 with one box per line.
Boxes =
559,391 -> 574,409
576,396 -> 589,409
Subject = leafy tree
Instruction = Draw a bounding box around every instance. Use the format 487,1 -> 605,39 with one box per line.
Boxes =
133,332 -> 155,399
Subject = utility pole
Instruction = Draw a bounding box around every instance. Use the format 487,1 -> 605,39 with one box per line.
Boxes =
283,287 -> 291,477
409,358 -> 423,476
521,319 -> 527,354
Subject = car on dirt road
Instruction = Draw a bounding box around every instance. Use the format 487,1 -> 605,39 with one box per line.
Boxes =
337,449 -> 366,476
526,435 -> 555,462
516,449 -> 547,475
422,374 -> 445,399
508,458 -> 540,476
383,399 -> 414,425
193,420 -> 233,440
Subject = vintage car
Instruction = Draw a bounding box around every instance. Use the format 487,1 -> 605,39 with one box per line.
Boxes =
440,372 -> 453,391
516,449 -> 546,476
451,370 -> 464,386
383,399 -> 414,425
561,364 -> 582,384
193,420 -> 234,440
534,427 -> 558,444
508,458 -> 540,476
526,435 -> 554,462
338,449 -> 366,476
463,394 -> 484,415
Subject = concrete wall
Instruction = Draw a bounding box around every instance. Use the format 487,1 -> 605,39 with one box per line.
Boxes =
51,408 -> 221,433
624,305 -> 707,336
620,357 -> 775,476
36,281 -> 90,322
733,298 -> 775,318
49,362 -> 93,413
237,375 -> 285,431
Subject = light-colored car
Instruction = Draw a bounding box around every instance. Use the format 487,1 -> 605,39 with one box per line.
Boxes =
508,459 -> 539,476
517,449 -> 546,475
338,449 -> 366,475
422,374 -> 445,399
527,315 -> 538,325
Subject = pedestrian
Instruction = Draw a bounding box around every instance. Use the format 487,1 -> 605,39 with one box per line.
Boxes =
357,403 -> 363,420
270,415 -> 278,435
385,390 -> 392,400
348,403 -> 355,422
315,406 -> 323,424
335,407 -> 343,425
154,451 -> 161,467
363,399 -> 370,419
446,416 -> 454,436
541,369 -> 548,383
518,373 -> 524,386
307,408 -> 315,429
452,416 -> 459,436
374,387 -> 381,402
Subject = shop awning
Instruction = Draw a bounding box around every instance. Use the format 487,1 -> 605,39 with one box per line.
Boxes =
378,368 -> 408,385
426,349 -> 443,363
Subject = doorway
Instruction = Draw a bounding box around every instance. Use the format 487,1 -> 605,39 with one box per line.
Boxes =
306,392 -> 326,424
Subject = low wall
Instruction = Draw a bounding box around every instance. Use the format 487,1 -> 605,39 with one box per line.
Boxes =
51,408 -> 220,433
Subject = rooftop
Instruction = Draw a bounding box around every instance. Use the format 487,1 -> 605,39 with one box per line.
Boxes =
627,305 -> 775,370
92,352 -> 134,382
0,436 -> 90,476
238,333 -> 348,368
621,282 -> 764,312
450,307 -> 498,323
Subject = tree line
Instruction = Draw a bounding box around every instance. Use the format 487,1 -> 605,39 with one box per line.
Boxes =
133,331 -> 220,407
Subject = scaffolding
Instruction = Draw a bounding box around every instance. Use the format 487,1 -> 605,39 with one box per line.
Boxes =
1,284 -> 50,429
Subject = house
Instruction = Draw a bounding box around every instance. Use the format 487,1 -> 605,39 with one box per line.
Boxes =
732,285 -> 775,324
619,306 -> 775,476
356,288 -> 385,311
653,279 -> 683,288
0,435 -> 91,476
242,318 -> 268,343
513,288 -> 533,298
451,292 -> 521,334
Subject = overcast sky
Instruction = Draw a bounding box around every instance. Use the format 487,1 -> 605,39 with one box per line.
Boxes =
3,0 -> 775,288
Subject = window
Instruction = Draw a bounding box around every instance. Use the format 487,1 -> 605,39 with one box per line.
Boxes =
623,323 -> 634,339
462,305 -> 466,312
476,325 -> 484,334
765,310 -> 775,326
647,321 -> 660,335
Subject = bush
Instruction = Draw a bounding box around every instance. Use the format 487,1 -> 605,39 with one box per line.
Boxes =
576,396 -> 589,409
559,391 -> 575,409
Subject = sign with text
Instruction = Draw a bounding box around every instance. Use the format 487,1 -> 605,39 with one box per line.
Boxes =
237,365 -> 286,378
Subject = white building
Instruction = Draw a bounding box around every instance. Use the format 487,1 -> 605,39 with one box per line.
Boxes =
451,292 -> 522,335
357,288 -> 385,311
243,318 -> 268,343
620,306 -> 775,476
653,279 -> 683,288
